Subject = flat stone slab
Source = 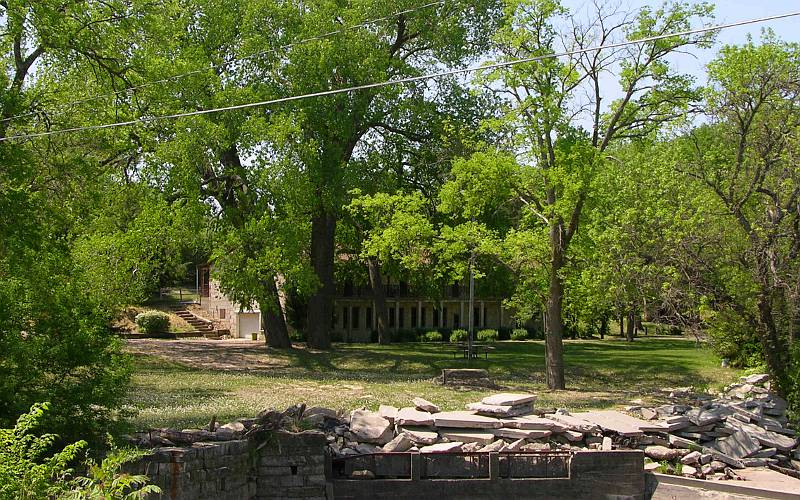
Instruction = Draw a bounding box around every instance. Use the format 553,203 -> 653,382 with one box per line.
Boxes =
438,429 -> 496,445
500,416 -> 567,432
399,427 -> 439,445
713,430 -> 761,459
492,428 -> 551,440
349,410 -> 393,444
382,433 -> 413,453
413,398 -> 440,413
573,410 -> 649,437
395,407 -> 434,427
685,407 -> 731,426
378,405 -> 398,423
562,430 -> 584,442
432,411 -> 502,429
481,393 -> 537,406
420,442 -> 463,453
466,402 -> 533,417
725,419 -> 798,451
546,413 -> 600,433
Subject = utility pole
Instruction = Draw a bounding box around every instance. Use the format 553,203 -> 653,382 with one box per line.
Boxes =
468,247 -> 475,360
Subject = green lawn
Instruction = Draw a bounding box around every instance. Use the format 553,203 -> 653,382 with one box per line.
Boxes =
126,337 -> 741,430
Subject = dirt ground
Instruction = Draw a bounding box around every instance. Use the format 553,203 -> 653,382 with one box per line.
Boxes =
124,338 -> 290,371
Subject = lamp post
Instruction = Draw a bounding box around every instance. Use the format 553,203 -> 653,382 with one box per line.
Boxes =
468,247 -> 475,360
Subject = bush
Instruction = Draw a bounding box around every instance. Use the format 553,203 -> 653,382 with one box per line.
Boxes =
449,329 -> 468,342
511,328 -> 529,341
423,331 -> 443,342
393,329 -> 418,343
290,330 -> 308,342
134,310 -> 170,334
477,329 -> 499,343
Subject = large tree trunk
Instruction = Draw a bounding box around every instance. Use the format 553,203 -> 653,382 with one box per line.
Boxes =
599,314 -> 608,339
626,308 -> 635,342
307,210 -> 336,349
260,276 -> 291,348
545,226 -> 566,390
367,257 -> 390,344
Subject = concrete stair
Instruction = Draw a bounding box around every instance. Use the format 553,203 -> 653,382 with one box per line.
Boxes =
173,308 -> 221,339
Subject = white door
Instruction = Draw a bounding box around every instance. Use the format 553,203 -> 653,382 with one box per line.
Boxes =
238,313 -> 261,339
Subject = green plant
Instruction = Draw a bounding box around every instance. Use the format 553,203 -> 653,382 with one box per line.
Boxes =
289,330 -> 307,342
0,403 -> 86,500
477,329 -> 499,342
449,329 -> 468,343
64,446 -> 161,500
511,329 -> 529,341
423,331 -> 443,342
134,311 -> 170,334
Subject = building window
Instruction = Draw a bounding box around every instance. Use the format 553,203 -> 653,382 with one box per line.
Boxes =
219,309 -> 226,320
451,283 -> 460,298
454,313 -> 460,328
433,308 -> 439,326
442,307 -> 448,327
366,307 -> 373,328
342,307 -> 349,330
389,308 -> 395,328
421,307 -> 426,327
352,307 -> 360,329
411,307 -> 417,328
331,311 -> 337,328
474,307 -> 480,328
399,308 -> 405,328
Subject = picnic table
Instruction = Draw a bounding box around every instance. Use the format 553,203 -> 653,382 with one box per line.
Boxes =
449,342 -> 495,359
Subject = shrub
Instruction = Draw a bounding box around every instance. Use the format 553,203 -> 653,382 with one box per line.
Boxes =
393,329 -> 417,343
134,311 -> 170,334
477,329 -> 499,343
64,446 -> 161,500
290,330 -> 308,342
449,329 -> 468,342
511,328 -> 529,341
423,331 -> 443,342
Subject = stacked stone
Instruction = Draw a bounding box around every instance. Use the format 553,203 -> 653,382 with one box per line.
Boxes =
629,373 -> 799,480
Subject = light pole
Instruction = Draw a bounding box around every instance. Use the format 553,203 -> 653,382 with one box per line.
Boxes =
468,247 -> 475,360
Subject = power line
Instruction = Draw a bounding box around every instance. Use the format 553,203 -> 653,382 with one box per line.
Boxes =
3,9 -> 798,143
0,0 -> 446,125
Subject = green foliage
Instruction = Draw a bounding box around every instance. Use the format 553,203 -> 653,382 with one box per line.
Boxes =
63,446 -> 161,500
134,311 -> 170,334
289,330 -> 307,342
423,331 -> 443,342
511,329 -> 529,341
449,329 -> 468,343
0,403 -> 86,500
477,329 -> 499,343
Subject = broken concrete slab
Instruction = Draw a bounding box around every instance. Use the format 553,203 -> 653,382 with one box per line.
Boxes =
480,393 -> 537,407
499,416 -> 568,432
413,398 -> 440,413
573,410 -> 654,436
545,413 -> 600,433
601,437 -> 612,451
492,428 -> 551,440
437,429 -> 496,445
714,431 -> 761,459
378,405 -> 398,423
477,440 -> 505,452
382,433 -> 414,453
562,430 -> 584,442
399,427 -> 439,445
641,408 -> 657,420
645,446 -> 684,461
420,442 -> 463,453
725,419 -> 798,451
395,407 -> 434,427
466,402 -> 533,417
432,411 -> 503,429
349,410 -> 393,444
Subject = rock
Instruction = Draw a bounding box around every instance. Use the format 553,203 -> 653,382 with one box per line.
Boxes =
546,413 -> 600,433
681,465 -> 697,477
399,427 -> 439,445
740,374 -> 769,385
681,451 -> 701,464
420,442 -> 463,453
521,442 -> 550,451
562,430 -> 584,442
699,453 -> 713,464
668,434 -> 697,449
478,440 -> 506,452
433,411 -> 503,429
725,419 -> 797,451
395,407 -> 435,427
505,438 -> 527,451
493,428 -> 551,440
641,408 -> 657,420
645,446 -> 683,461
573,410 -> 660,436
602,437 -> 613,451
685,407 -> 729,426
461,442 -> 483,452
500,416 -> 568,432
466,402 -> 533,417
481,393 -> 537,406
438,429 -> 496,445
383,433 -> 414,453
749,447 -> 777,458
351,470 -> 375,479
644,462 -> 660,472
742,458 -> 768,467
219,421 -> 246,432
701,464 -> 714,476
413,398 -> 440,413
710,460 -> 726,472
304,407 -> 338,419
354,443 -> 381,454
378,405 -> 398,423
340,448 -> 359,456
349,410 -> 393,444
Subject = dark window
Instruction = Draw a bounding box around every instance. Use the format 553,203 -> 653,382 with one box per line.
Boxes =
433,308 -> 439,326
399,308 -> 405,328
366,307 -> 373,328
331,310 -> 337,328
411,307 -> 418,328
219,308 -> 226,319
343,280 -> 354,297
399,281 -> 409,296
389,308 -> 395,327
442,307 -> 448,327
451,283 -> 460,298
474,307 -> 480,327
421,307 -> 426,327
352,307 -> 360,329
454,313 -> 460,328
342,307 -> 349,329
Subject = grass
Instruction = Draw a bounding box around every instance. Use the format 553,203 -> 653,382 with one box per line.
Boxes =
125,337 -> 742,430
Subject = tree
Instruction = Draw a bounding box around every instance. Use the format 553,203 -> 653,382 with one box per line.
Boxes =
473,0 -> 713,388
677,34 -> 800,396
